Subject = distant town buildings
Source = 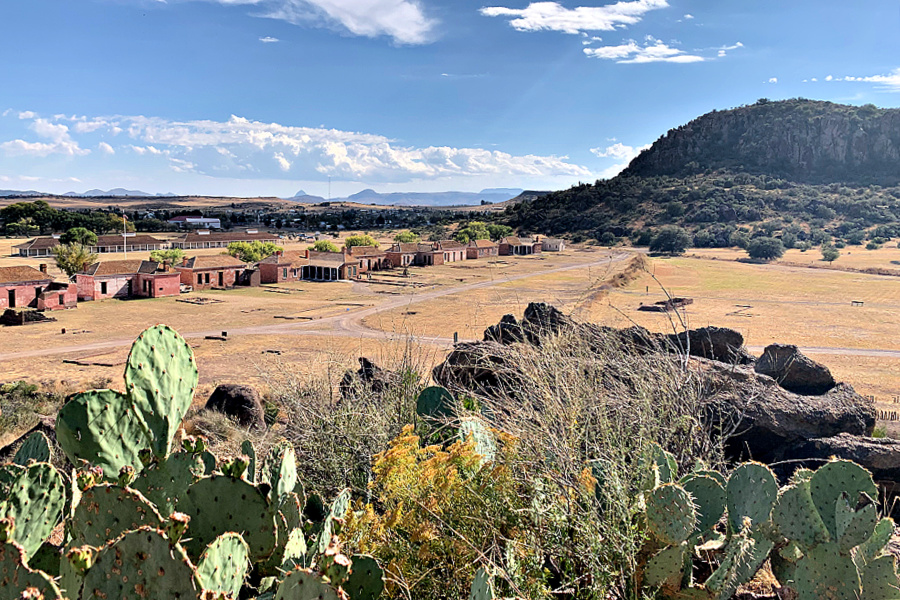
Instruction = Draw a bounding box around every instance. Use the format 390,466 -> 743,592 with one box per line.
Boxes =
14,234 -> 168,256
167,216 -> 222,229
171,229 -> 280,250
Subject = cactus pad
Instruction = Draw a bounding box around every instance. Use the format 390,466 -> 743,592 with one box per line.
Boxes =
56,389 -> 153,479
860,555 -> 900,600
241,440 -> 256,484
180,475 -> 277,562
773,481 -> 830,550
132,452 -> 206,517
859,518 -> 895,564
681,474 -> 726,534
646,483 -> 697,545
468,567 -> 495,600
12,433 -> 51,467
793,542 -> 860,600
0,463 -> 66,560
644,544 -> 687,589
345,555 -> 385,600
80,527 -> 199,600
261,441 -> 298,506
70,484 -> 163,548
274,569 -> 341,600
809,460 -> 877,540
196,532 -> 250,599
835,492 -> 877,553
706,529 -> 773,600
726,462 -> 777,532
647,442 -> 678,484
415,386 -> 455,422
124,324 -> 199,458
0,541 -> 63,600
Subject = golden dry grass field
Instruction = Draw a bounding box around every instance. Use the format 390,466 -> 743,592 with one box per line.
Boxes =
3,237 -> 900,428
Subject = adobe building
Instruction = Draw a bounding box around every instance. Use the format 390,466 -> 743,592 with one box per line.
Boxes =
302,250 -> 359,281
541,238 -> 566,252
385,243 -> 420,267
466,239 -> 499,259
499,236 -> 542,256
171,229 -> 279,250
433,240 -> 468,263
176,255 -> 248,290
259,250 -> 308,284
0,265 -> 77,311
14,234 -> 166,256
77,260 -> 181,301
348,245 -> 389,273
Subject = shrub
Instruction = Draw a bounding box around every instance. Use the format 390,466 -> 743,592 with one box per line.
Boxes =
747,236 -> 785,261
345,234 -> 379,248
227,240 -> 283,262
649,225 -> 691,254
821,244 -> 840,262
310,239 -> 340,253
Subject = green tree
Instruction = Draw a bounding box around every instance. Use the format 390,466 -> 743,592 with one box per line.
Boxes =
344,234 -> 378,248
60,227 -> 98,247
747,237 -> 785,261
486,224 -> 513,240
821,244 -> 840,262
227,241 -> 283,262
456,221 -> 491,243
52,243 -> 97,277
394,231 -> 419,243
150,248 -> 185,265
6,218 -> 40,237
310,240 -> 340,253
649,226 -> 691,255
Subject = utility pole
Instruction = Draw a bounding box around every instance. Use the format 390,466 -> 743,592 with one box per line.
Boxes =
123,212 -> 127,259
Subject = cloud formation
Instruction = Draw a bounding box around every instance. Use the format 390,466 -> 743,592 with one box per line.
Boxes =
6,112 -> 592,183
590,141 -> 649,160
823,69 -> 900,91
584,38 -> 704,63
480,0 -> 668,35
259,36 -> 280,42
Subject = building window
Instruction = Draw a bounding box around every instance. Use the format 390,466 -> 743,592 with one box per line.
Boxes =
283,268 -> 288,279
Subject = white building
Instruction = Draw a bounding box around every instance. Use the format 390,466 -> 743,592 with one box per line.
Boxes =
541,238 -> 566,252
167,216 -> 222,229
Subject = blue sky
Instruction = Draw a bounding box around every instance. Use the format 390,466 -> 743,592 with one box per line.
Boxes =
1,0 -> 899,197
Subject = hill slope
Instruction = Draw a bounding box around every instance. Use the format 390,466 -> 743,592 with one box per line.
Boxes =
505,99 -> 900,244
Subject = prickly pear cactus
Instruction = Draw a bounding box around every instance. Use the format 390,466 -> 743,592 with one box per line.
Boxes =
680,474 -> 726,535
860,556 -> 900,600
345,555 -> 385,600
416,386 -> 455,422
274,569 -> 341,600
179,475 -> 277,562
123,324 -> 199,458
835,491 -> 877,553
647,442 -> 678,484
12,432 -> 51,467
858,518 -> 894,565
316,489 -> 351,555
261,441 -> 298,505
196,532 -> 250,599
0,541 -> 63,600
468,567 -> 495,600
70,484 -> 163,548
725,462 -> 777,532
56,388 -> 152,479
645,483 -> 697,545
0,462 -> 66,560
80,527 -> 199,600
809,460 -> 878,540
793,542 -> 861,600
241,440 -> 256,484
644,544 -> 688,589
772,479 -> 830,549
131,451 -> 205,517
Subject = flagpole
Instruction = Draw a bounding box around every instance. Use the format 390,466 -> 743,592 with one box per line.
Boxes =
123,212 -> 127,259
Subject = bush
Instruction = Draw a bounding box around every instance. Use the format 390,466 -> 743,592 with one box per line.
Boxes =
599,231 -> 617,246
310,240 -> 340,253
729,230 -> 750,249
821,244 -> 840,262
747,236 -> 785,261
345,234 -> 379,248
649,225 -> 691,254
227,241 -> 283,262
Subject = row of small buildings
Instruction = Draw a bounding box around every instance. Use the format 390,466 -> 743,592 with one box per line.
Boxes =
12,229 -> 279,257
0,235 -> 565,311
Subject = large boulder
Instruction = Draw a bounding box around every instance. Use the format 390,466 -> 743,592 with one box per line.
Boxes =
700,360 -> 874,464
340,357 -> 400,399
205,384 -> 266,431
666,326 -> 755,365
432,341 -> 524,397
754,343 -> 836,395
785,433 -> 900,482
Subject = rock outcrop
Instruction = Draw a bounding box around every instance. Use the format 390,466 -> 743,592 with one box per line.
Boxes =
754,343 -> 836,395
340,357 -> 401,399
205,384 -> 266,431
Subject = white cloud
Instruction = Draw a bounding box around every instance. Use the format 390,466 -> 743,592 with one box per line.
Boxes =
767,77 -> 777,84
98,142 -> 116,155
683,13 -> 693,19
53,113 -> 592,183
828,69 -> 900,91
584,38 -> 704,63
479,0 -> 668,35
0,117 -> 89,157
17,111 -> 36,120
254,0 -> 435,44
717,41 -> 743,57
811,77 -> 818,82
590,141 -> 650,163
259,36 -> 280,42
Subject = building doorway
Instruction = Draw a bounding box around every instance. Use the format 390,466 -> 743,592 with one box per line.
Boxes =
218,272 -> 224,287
8,289 -> 15,308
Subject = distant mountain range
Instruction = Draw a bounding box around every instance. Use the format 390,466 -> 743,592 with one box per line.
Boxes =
287,188 -> 524,207
64,188 -> 177,197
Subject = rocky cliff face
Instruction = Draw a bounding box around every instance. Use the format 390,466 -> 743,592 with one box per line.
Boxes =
624,99 -> 900,185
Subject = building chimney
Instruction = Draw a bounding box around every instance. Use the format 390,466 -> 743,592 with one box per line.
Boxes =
276,250 -> 283,257
305,249 -> 310,259
182,256 -> 189,266
39,263 -> 48,274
